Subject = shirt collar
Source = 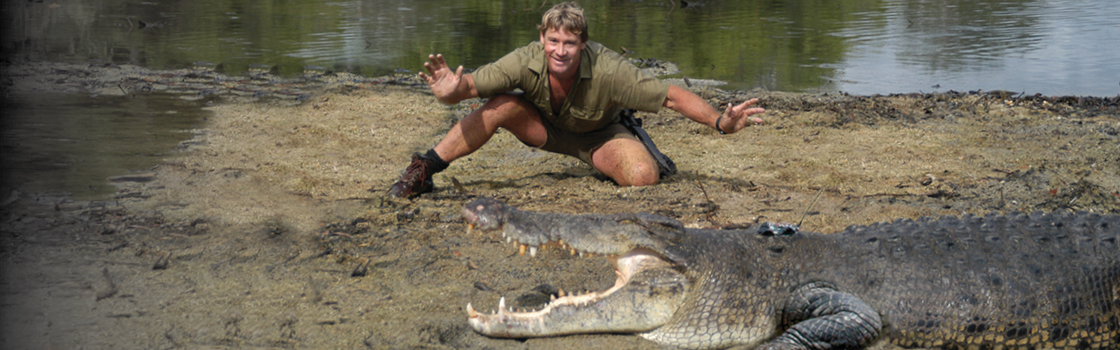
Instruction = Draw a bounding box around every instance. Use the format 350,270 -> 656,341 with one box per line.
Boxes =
577,46 -> 592,80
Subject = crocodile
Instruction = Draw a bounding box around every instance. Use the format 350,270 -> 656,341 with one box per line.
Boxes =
460,197 -> 1119,349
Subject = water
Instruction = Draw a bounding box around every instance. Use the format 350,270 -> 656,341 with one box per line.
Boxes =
1,93 -> 206,200
3,0 -> 1118,199
833,0 -> 1120,95
6,0 -> 1118,95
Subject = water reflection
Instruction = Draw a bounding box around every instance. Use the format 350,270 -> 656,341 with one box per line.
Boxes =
0,93 -> 206,200
6,0 -> 1118,95
895,0 -> 1045,69
834,0 -> 1119,95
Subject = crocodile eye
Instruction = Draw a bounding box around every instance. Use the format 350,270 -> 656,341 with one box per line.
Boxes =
758,222 -> 800,236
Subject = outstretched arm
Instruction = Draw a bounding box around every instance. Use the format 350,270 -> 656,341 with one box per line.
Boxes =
662,85 -> 765,134
418,54 -> 480,104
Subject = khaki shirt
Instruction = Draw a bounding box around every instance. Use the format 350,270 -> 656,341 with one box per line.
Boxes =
472,41 -> 670,133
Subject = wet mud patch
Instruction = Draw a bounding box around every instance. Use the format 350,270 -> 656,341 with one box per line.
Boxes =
2,66 -> 1118,349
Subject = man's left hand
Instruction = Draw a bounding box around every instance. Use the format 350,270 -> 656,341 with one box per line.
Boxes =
718,98 -> 765,134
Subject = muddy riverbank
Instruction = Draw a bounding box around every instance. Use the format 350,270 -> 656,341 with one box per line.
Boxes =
2,63 -> 1118,349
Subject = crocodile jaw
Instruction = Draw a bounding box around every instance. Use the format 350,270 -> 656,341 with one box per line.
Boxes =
466,248 -> 688,338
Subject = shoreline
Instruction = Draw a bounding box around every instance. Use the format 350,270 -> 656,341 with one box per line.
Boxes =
2,61 -> 1119,349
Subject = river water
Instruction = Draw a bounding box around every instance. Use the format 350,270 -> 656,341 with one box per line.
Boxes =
3,0 -> 1118,199
7,0 -> 1118,95
1,93 -> 207,200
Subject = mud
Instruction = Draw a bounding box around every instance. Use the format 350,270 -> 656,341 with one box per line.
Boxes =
2,62 -> 1119,349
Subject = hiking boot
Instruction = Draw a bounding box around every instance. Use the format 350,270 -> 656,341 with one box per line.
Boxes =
387,151 -> 447,198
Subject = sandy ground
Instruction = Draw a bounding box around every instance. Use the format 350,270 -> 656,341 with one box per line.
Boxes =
2,66 -> 1119,349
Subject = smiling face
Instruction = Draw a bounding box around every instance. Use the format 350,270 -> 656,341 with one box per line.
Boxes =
540,27 -> 586,79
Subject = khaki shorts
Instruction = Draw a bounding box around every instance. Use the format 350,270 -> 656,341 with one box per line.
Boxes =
534,119 -> 640,165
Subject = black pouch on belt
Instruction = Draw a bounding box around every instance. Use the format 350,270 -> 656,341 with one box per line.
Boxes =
618,109 -> 677,177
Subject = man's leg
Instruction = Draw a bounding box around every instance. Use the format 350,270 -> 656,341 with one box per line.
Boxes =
433,94 -> 547,161
590,137 -> 660,186
387,94 -> 546,198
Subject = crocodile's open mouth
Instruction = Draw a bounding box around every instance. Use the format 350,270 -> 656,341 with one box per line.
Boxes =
466,246 -> 663,319
465,222 -> 677,337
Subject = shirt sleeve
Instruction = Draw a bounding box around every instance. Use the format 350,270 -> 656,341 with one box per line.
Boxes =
608,57 -> 669,113
471,46 -> 532,99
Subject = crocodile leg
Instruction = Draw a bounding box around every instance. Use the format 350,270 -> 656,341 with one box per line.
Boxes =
760,282 -> 882,350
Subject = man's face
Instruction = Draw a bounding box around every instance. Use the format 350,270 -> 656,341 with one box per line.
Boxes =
540,27 -> 586,78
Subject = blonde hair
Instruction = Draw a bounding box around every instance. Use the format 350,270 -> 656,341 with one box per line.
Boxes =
538,2 -> 588,42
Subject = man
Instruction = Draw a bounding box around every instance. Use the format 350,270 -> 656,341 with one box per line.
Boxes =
388,2 -> 765,198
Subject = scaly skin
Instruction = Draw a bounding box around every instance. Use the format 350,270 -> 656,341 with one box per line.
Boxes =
461,198 -> 1120,350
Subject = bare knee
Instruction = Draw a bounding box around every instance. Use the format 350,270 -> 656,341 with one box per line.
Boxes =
623,161 -> 660,187
592,138 -> 662,187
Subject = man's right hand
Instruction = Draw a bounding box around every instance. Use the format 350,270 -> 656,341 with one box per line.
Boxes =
419,54 -> 466,104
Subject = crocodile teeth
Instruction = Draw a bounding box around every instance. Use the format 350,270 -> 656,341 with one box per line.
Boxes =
466,224 -> 473,235
506,237 -> 512,244
519,244 -> 527,256
466,303 -> 478,318
529,246 -> 538,257
570,248 -> 576,255
558,288 -> 566,297
498,297 -> 506,316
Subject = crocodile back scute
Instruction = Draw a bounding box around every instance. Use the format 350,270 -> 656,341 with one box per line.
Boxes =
831,211 -> 1118,349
